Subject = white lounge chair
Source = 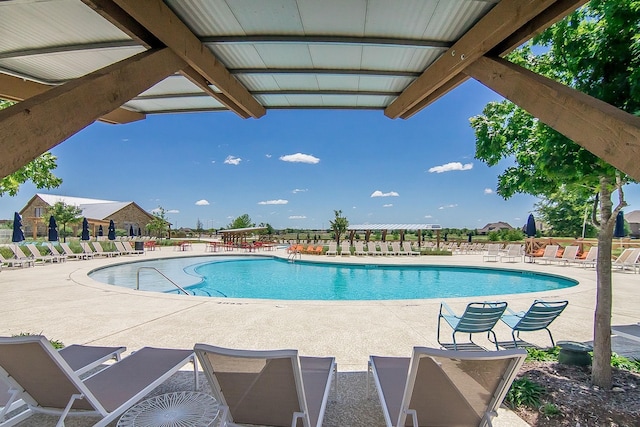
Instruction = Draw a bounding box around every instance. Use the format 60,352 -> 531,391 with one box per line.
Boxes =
91,241 -> 116,257
378,242 -> 390,256
390,242 -> 403,256
0,252 -> 32,268
9,245 -> 35,266
483,244 -> 501,262
340,241 -> 351,256
367,241 -> 380,256
0,335 -> 196,427
402,241 -> 420,256
25,244 -> 55,264
0,342 -> 125,425
551,245 -> 580,265
60,242 -> 92,260
325,241 -> 338,256
613,248 -> 640,272
575,246 -> 598,268
194,343 -> 336,427
500,244 -> 522,262
80,241 -> 97,258
44,242 -> 67,262
354,241 -> 366,256
538,245 -> 560,264
368,347 -> 526,427
114,241 -> 134,255
123,241 -> 144,255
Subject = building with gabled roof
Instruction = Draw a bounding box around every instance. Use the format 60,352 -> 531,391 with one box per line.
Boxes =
476,221 -> 514,235
19,193 -> 155,239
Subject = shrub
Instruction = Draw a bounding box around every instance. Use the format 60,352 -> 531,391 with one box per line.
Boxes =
540,403 -> 562,417
12,332 -> 64,349
610,353 -> 640,373
526,346 -> 560,362
505,377 -> 545,408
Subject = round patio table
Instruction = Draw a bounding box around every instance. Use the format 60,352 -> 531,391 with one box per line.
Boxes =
117,391 -> 219,427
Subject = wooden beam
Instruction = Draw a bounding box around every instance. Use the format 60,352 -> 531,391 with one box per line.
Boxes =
180,67 -> 251,119
385,0 -> 558,119
465,56 -> 640,181
112,0 -> 265,119
0,74 -> 145,124
0,48 -> 184,178
398,0 -> 587,119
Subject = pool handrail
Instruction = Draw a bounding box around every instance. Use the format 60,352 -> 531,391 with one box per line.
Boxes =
136,266 -> 190,295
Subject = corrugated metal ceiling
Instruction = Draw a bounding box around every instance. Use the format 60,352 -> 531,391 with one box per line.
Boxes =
0,0 -> 500,115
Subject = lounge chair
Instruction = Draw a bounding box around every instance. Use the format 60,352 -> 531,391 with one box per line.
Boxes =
367,241 -> 380,256
611,323 -> 640,343
80,241 -> 97,258
354,241 -> 366,256
390,242 -> 402,256
340,241 -> 351,256
0,250 -> 33,268
25,244 -> 55,264
500,300 -> 568,347
325,241 -> 338,256
194,343 -> 336,427
60,242 -> 92,260
91,241 -> 116,257
9,245 -> 35,266
613,248 -> 640,272
402,241 -> 420,256
122,240 -> 144,255
378,242 -> 390,256
483,244 -> 501,262
312,245 -> 324,255
0,342 -> 125,425
368,346 -> 526,427
538,244 -> 560,264
575,246 -> 597,268
437,301 -> 508,351
44,242 -> 67,262
114,241 -> 134,255
500,244 -> 522,262
550,245 -> 579,266
0,335 -> 196,427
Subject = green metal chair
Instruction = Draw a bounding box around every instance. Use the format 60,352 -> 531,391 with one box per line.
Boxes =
500,300 -> 568,347
437,302 -> 508,351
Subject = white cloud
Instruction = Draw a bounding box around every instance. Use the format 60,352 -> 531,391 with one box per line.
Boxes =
289,215 -> 307,219
438,204 -> 458,210
265,154 -> 272,158
195,199 -> 210,206
279,153 -> 320,164
383,204 -> 393,208
224,155 -> 242,165
428,162 -> 473,173
167,209 -> 180,214
424,215 -> 432,218
258,199 -> 288,205
211,160 -> 216,164
371,190 -> 400,198
484,188 -> 494,194
292,188 -> 308,194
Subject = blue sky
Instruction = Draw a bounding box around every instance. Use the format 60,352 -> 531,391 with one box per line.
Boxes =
3,79 -> 640,230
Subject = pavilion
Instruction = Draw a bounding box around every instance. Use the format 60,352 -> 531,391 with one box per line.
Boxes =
1,1 -> 639,192
348,223 -> 442,247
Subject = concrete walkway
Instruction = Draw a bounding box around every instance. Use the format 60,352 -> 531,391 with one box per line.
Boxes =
1,243 -> 638,426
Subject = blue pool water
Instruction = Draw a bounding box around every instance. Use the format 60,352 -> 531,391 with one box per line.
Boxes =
88,256 -> 577,301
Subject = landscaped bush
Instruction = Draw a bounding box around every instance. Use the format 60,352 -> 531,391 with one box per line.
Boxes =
505,377 -> 544,409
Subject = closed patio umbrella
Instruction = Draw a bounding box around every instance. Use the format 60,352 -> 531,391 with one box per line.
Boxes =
12,212 -> 25,243
526,214 -> 537,237
614,211 -> 625,238
129,225 -> 134,237
137,227 -> 142,237
108,220 -> 116,240
98,225 -> 103,237
81,218 -> 90,240
47,215 -> 58,241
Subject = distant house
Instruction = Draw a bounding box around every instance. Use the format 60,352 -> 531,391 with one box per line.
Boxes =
19,193 -> 155,238
476,221 -> 514,235
625,210 -> 640,238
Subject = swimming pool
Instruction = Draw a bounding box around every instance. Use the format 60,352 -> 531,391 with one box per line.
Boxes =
88,255 -> 577,301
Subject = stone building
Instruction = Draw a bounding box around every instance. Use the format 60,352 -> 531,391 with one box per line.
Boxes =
19,193 -> 155,238
476,221 -> 514,235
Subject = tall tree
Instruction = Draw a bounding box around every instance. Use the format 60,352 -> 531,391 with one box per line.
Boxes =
470,0 -> 639,388
329,210 -> 348,245
228,214 -> 254,229
147,207 -> 169,238
47,202 -> 82,242
535,188 -> 598,238
0,100 -> 63,196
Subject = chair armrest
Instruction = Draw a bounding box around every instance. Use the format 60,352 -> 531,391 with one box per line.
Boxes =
439,302 -> 457,317
504,307 -> 525,317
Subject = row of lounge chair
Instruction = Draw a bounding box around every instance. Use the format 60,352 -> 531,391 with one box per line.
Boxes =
326,241 -> 421,256
438,300 -> 569,350
0,241 -> 144,268
0,335 -> 527,427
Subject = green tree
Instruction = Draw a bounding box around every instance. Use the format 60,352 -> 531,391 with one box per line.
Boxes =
535,188 -> 598,238
470,0 -> 639,388
47,202 -> 82,242
228,214 -> 254,229
146,207 -> 169,238
329,210 -> 348,245
258,222 -> 275,235
0,100 -> 63,196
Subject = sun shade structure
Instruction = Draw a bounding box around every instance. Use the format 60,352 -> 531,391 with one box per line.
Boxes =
1,0 -> 639,181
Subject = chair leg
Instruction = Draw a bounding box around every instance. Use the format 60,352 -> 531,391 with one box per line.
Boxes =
546,328 -> 555,347
452,333 -> 458,350
489,330 -> 499,351
512,330 -> 519,348
436,315 -> 443,346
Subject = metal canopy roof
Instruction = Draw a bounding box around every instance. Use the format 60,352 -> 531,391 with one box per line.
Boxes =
349,224 -> 442,231
0,0 -> 501,115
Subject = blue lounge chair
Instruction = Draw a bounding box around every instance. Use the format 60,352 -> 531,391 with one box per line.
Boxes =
500,300 -> 568,347
437,302 -> 508,351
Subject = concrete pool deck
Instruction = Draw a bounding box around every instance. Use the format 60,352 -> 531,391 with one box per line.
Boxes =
1,243 -> 639,426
